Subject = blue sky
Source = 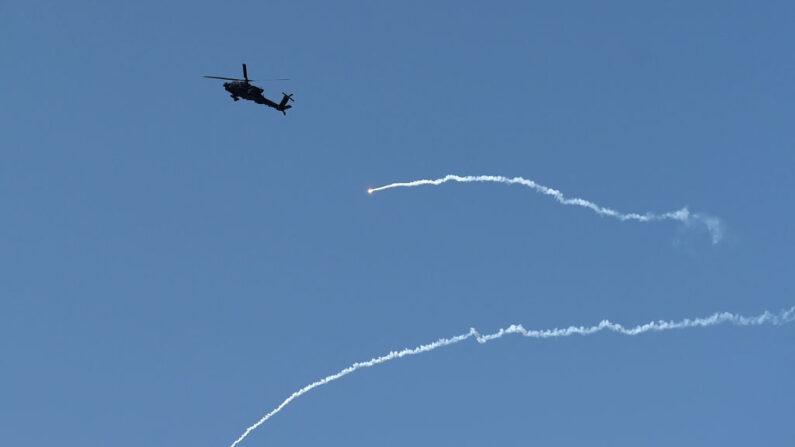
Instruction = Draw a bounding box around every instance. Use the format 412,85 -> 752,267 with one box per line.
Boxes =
2,1 -> 794,446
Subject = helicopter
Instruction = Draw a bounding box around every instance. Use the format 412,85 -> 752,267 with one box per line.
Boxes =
204,64 -> 294,115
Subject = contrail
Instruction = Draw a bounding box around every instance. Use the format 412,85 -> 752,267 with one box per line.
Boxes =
229,306 -> 793,446
368,174 -> 724,243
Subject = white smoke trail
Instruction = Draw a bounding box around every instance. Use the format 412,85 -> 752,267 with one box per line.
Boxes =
229,306 -> 793,446
368,174 -> 724,243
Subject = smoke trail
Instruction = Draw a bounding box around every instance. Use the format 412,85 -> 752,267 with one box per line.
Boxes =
368,174 -> 723,243
229,306 -> 793,446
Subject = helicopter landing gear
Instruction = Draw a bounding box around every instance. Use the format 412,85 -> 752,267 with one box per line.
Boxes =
231,95 -> 239,101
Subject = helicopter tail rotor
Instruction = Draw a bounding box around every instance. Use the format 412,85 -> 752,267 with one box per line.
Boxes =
279,93 -> 294,108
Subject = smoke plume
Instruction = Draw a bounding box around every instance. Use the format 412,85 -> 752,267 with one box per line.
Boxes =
368,174 -> 723,243
230,306 -> 792,446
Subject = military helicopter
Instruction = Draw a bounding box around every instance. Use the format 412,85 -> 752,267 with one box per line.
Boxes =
204,64 -> 294,115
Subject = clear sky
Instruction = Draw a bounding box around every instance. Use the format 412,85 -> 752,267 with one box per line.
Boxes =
2,1 -> 794,446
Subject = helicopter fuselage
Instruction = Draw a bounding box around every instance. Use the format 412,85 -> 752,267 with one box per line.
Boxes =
224,81 -> 267,103
222,81 -> 292,114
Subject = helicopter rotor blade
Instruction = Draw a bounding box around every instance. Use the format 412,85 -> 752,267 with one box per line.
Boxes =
242,64 -> 248,82
203,76 -> 247,81
204,74 -> 289,82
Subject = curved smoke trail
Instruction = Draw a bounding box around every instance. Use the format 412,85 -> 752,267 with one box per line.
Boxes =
368,174 -> 724,243
229,306 -> 793,446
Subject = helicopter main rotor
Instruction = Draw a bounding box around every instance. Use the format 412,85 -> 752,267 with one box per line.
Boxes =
203,63 -> 289,83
